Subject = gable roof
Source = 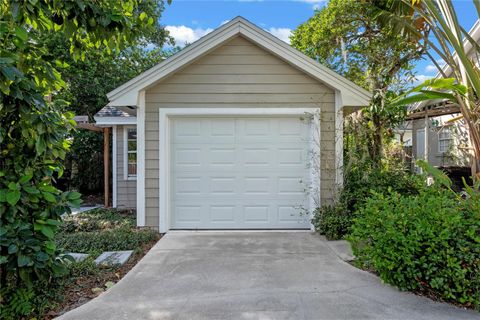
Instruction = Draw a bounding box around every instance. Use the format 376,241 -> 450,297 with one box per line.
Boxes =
107,16 -> 371,107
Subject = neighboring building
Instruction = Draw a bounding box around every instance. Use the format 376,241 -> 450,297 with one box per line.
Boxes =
408,20 -> 479,171
94,17 -> 370,232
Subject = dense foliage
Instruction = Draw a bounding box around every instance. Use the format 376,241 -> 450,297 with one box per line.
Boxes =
0,0 -> 165,313
349,174 -> 480,309
291,0 -> 424,162
40,5 -> 174,195
1,208 -> 159,319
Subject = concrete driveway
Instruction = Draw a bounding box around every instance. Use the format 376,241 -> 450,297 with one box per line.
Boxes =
59,232 -> 479,320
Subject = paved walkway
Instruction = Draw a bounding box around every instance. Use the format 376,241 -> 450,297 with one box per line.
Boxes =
58,232 -> 479,320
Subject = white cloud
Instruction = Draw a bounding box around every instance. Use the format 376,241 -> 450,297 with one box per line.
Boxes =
268,27 -> 292,43
425,64 -> 437,73
424,59 -> 445,74
165,25 -> 213,46
295,0 -> 326,9
220,20 -> 230,26
296,0 -> 325,3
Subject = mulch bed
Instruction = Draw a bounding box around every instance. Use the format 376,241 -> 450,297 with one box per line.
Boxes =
46,236 -> 161,319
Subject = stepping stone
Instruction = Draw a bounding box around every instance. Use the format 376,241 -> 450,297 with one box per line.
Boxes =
95,250 -> 133,266
62,253 -> 90,262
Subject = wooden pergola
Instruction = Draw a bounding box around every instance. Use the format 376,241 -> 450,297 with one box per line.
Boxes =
74,116 -> 111,208
406,100 -> 460,121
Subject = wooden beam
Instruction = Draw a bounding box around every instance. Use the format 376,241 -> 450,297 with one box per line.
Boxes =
76,122 -> 103,132
103,127 -> 110,208
406,105 -> 461,120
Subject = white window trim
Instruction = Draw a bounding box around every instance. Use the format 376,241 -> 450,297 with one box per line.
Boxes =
158,107 -> 321,233
438,126 -> 453,154
123,126 -> 137,181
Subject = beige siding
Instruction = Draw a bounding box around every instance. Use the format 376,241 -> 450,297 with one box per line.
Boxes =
116,125 -> 137,209
143,35 -> 337,227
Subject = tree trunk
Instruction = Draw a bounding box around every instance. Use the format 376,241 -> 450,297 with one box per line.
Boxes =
371,113 -> 383,165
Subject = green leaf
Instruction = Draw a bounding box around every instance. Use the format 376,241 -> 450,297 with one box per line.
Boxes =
139,12 -> 147,21
8,181 -> 18,190
0,256 -> 7,264
45,219 -> 62,226
8,244 -> 18,254
18,255 -> 33,267
23,186 -> 40,194
0,65 -> 20,81
67,191 -> 82,200
15,26 -> 28,42
6,190 -> 21,205
39,225 -> 54,238
42,191 -> 56,203
19,174 -> 33,184
35,138 -> 46,154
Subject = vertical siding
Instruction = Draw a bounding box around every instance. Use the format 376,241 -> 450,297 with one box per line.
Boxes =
143,35 -> 337,227
116,125 -> 137,209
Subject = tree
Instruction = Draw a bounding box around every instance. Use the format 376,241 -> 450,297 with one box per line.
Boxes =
0,0 -> 164,293
41,13 -> 176,194
378,0 -> 480,179
290,0 -> 425,163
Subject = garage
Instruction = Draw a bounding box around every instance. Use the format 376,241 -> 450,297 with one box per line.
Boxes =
105,17 -> 371,231
166,114 -> 315,230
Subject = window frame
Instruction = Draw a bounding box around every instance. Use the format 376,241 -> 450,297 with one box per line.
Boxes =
438,126 -> 453,154
123,126 -> 137,180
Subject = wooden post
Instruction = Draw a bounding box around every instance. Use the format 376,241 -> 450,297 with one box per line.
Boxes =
103,127 -> 110,208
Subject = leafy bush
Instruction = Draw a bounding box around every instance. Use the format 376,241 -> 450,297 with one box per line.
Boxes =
312,161 -> 420,239
312,204 -> 352,240
341,161 -> 421,213
349,182 -> 480,309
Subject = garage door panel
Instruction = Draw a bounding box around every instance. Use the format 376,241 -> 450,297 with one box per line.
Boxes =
170,117 -> 311,229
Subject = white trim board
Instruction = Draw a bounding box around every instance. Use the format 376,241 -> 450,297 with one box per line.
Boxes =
123,126 -> 137,181
335,90 -> 344,190
94,117 -> 136,126
107,17 -> 370,108
112,125 -> 117,208
136,91 -> 146,227
158,107 -> 320,233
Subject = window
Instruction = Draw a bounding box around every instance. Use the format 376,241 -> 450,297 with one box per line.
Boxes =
438,127 -> 453,153
124,127 -> 137,179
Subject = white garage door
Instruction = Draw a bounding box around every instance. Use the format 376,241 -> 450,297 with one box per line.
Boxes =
170,116 -> 312,229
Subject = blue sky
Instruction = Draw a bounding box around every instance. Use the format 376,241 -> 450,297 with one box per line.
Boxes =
161,0 -> 478,83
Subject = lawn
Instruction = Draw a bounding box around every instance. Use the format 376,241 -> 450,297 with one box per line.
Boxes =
11,208 -> 160,319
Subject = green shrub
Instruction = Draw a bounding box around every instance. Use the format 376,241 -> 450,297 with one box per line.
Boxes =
341,162 -> 421,213
56,227 -> 159,256
348,185 -> 480,309
312,204 -> 352,240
